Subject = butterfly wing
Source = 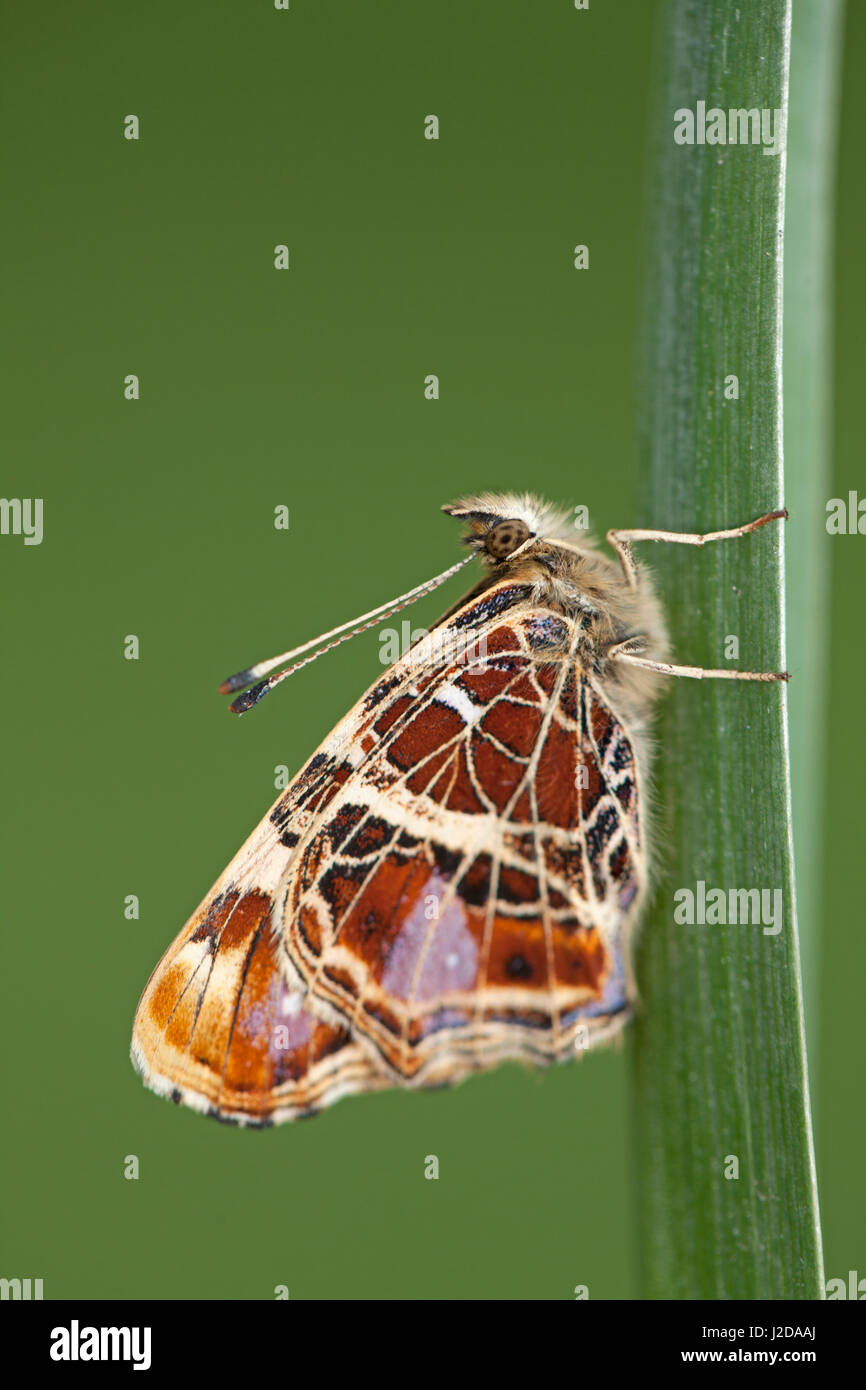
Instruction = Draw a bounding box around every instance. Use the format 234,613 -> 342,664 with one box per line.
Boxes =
131,815 -> 389,1125
130,592 -> 504,1123
275,582 -> 646,1084
132,577 -> 645,1119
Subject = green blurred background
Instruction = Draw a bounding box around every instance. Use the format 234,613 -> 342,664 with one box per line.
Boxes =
1,0 -> 862,1299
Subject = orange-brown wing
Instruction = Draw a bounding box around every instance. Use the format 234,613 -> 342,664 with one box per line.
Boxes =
276,591 -> 646,1084
131,878 -> 389,1127
130,588 -> 536,1121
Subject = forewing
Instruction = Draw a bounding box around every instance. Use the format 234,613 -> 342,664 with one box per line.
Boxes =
131,873 -> 390,1126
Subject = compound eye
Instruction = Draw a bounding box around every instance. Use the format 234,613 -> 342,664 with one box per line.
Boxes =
484,517 -> 532,559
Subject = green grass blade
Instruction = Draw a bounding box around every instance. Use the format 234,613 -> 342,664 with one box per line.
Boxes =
631,0 -> 824,1299
783,0 -> 844,1056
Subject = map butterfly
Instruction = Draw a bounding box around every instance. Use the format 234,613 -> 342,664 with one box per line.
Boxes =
131,492 -> 787,1126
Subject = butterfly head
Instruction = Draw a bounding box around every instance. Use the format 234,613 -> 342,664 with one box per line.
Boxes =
442,492 -> 570,565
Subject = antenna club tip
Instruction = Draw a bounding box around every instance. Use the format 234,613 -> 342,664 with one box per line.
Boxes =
229,680 -> 271,714
219,668 -> 256,694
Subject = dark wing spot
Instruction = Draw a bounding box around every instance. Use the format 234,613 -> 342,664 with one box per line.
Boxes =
505,953 -> 533,980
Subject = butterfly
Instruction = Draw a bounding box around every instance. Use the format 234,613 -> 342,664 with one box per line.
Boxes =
131,492 -> 787,1126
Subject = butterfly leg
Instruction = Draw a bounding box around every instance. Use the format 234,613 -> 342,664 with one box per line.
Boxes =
609,643 -> 789,682
606,509 -> 787,589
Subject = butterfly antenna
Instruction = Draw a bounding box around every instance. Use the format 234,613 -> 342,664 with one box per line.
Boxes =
219,552 -> 476,714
